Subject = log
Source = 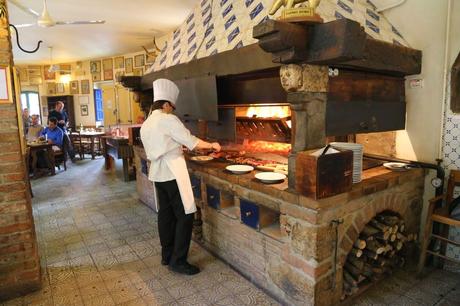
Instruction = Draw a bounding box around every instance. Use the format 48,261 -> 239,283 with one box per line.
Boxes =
362,224 -> 380,237
347,256 -> 364,270
390,234 -> 397,242
394,240 -> 403,251
350,247 -> 363,258
366,240 -> 385,254
399,223 -> 405,233
392,225 -> 399,234
364,249 -> 379,260
376,215 -> 400,226
396,232 -> 407,241
375,230 -> 391,241
354,239 -> 367,249
343,270 -> 358,286
369,220 -> 390,232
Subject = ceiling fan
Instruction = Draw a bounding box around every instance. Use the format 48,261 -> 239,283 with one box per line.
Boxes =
9,0 -> 105,28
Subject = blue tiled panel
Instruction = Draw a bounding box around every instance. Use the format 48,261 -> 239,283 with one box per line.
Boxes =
225,15 -> 236,29
187,23 -> 195,33
187,14 -> 194,24
173,30 -> 180,40
188,32 -> 196,44
206,36 -> 216,50
205,24 -> 214,38
337,0 -> 353,14
250,2 -> 264,20
220,0 -> 229,7
173,40 -> 180,50
227,27 -> 240,43
367,8 -> 380,21
203,14 -> 212,26
335,11 -> 345,19
223,4 -> 233,18
188,43 -> 197,56
173,50 -> 181,62
366,19 -> 380,33
202,4 -> 211,16
245,0 -> 254,7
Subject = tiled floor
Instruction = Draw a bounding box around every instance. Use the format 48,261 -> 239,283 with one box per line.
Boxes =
2,158 -> 460,305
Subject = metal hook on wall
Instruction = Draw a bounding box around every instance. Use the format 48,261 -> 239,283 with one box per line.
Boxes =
9,24 -> 43,53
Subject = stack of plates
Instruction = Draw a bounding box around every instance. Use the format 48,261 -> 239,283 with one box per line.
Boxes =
330,142 -> 363,183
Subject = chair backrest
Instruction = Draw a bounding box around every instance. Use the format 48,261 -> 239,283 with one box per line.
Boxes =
446,170 -> 460,211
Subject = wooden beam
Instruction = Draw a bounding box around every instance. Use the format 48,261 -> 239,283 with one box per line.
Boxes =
253,18 -> 421,76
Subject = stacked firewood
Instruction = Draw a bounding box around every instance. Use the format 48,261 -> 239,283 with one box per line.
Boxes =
342,212 -> 417,299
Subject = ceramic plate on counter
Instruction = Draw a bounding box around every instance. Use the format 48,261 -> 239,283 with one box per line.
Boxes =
226,165 -> 254,174
255,172 -> 286,184
190,156 -> 214,163
383,162 -> 409,171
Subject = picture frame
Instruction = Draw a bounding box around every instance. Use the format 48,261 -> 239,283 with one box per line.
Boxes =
114,57 -> 124,69
134,54 -> 145,67
27,66 -> 42,84
102,58 -> 113,71
80,79 -> 90,94
56,82 -> 65,94
125,58 -> 133,73
18,67 -> 28,82
0,65 -> 13,103
47,82 -> 56,95
79,95 -> 89,105
133,68 -> 143,76
104,69 -> 113,81
145,52 -> 157,64
92,73 -> 101,82
43,66 -> 55,80
90,61 -> 101,73
70,80 -> 79,94
59,64 -> 71,75
80,104 -> 89,116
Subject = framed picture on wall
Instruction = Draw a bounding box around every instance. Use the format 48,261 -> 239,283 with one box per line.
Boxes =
43,66 -> 55,80
59,64 -> 71,75
27,66 -> 42,84
104,69 -> 113,81
70,80 -> 79,94
80,79 -> 90,94
133,68 -> 143,76
80,104 -> 89,116
0,65 -> 12,103
92,73 -> 101,82
114,57 -> 124,69
134,54 -> 145,67
102,58 -> 113,71
125,58 -> 133,73
56,82 -> 65,94
47,82 -> 56,95
18,67 -> 28,83
90,61 -> 101,73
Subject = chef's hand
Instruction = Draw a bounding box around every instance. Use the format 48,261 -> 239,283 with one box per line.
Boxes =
211,142 -> 221,152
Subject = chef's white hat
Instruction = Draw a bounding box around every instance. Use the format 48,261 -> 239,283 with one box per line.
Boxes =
153,79 -> 179,105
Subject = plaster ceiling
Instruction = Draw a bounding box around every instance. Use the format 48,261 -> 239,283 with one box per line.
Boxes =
7,0 -> 197,65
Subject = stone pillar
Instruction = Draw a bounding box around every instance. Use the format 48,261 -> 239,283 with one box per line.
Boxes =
0,1 -> 42,301
280,64 -> 328,188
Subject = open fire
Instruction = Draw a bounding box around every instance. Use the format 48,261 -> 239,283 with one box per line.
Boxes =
241,139 -> 291,155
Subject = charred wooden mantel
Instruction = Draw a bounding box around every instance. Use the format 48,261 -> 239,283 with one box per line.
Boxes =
253,18 -> 422,76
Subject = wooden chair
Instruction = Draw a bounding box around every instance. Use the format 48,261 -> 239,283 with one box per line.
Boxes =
418,170 -> 460,274
71,132 -> 92,159
54,139 -> 67,171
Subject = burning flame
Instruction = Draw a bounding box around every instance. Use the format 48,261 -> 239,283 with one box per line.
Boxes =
246,106 -> 290,118
242,139 -> 291,155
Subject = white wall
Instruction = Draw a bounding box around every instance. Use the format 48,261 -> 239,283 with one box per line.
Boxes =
382,0 -> 452,163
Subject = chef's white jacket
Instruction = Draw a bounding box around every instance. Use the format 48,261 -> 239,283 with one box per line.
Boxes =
140,109 -> 199,214
141,109 -> 199,181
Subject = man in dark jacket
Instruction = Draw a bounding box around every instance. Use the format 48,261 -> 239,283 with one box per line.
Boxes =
48,101 -> 76,161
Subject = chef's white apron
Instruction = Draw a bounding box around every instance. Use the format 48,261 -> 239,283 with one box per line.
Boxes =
163,153 -> 197,215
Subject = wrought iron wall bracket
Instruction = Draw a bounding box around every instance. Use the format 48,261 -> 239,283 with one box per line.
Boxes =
9,24 -> 43,53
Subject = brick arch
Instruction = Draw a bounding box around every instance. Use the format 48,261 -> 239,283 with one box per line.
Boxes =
338,193 -> 409,266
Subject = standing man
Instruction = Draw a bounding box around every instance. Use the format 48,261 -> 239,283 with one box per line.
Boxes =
49,101 -> 76,161
27,114 -> 44,141
22,108 -> 31,134
140,79 -> 221,275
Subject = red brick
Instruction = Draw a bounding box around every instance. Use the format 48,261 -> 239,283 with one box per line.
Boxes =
0,132 -> 19,143
0,201 -> 27,214
0,162 -> 23,174
3,173 -> 25,183
0,182 -> 25,192
0,231 -> 32,244
0,242 -> 26,254
0,109 -> 17,118
0,142 -> 20,154
0,222 -> 32,235
4,191 -> 26,202
0,153 -> 21,163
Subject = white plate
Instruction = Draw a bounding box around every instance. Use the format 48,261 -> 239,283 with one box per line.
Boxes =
255,172 -> 286,184
226,165 -> 254,174
383,162 -> 409,171
190,156 -> 214,162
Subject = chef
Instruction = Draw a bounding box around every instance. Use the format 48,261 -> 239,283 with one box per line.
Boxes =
140,78 -> 221,275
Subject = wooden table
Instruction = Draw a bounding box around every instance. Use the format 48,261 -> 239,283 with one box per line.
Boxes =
101,136 -> 134,182
79,131 -> 105,159
27,143 -> 56,178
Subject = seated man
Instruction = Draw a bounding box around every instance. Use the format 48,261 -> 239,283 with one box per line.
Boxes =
27,114 -> 44,142
40,117 -> 64,152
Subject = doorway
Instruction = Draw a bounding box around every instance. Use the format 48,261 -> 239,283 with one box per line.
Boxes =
20,91 -> 41,121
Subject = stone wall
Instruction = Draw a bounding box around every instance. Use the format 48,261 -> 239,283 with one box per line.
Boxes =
0,0 -> 41,301
190,160 -> 425,305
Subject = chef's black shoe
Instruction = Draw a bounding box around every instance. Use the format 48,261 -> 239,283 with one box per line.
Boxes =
161,258 -> 169,266
169,262 -> 200,275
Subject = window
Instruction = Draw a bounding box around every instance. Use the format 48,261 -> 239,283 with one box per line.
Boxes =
94,89 -> 104,122
20,91 -> 41,119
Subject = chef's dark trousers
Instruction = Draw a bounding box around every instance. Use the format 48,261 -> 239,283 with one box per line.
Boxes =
154,180 -> 194,266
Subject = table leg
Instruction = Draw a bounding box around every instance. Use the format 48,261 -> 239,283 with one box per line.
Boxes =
105,155 -> 113,170
122,158 -> 129,182
31,149 -> 38,179
91,137 -> 95,160
47,147 -> 56,176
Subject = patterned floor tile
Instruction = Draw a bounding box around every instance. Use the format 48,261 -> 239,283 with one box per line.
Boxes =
166,280 -> 196,300
176,293 -> 210,305
83,294 -> 115,306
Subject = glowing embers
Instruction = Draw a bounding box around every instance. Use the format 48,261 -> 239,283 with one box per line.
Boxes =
245,105 -> 290,118
241,139 -> 291,155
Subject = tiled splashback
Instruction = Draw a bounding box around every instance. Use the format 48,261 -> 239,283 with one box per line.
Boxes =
442,75 -> 460,268
149,0 -> 409,73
